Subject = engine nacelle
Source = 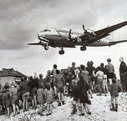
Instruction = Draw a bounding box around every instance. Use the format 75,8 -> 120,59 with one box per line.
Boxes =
77,37 -> 82,43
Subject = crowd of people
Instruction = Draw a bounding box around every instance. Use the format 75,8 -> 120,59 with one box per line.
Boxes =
0,57 -> 127,117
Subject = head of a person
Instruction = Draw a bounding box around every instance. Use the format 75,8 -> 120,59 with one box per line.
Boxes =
21,77 -> 25,82
56,70 -> 60,74
72,62 -> 76,67
112,78 -> 116,83
90,61 -> 94,66
97,66 -> 101,71
119,57 -> 123,63
53,64 -> 57,69
24,76 -> 27,80
72,78 -> 77,86
87,61 -> 90,67
107,58 -> 111,63
75,68 -> 80,75
39,74 -> 43,78
100,63 -> 104,67
80,64 -> 85,71
72,74 -> 76,79
28,76 -> 33,81
78,74 -> 84,82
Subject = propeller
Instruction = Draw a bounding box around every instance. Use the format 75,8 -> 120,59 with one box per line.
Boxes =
68,29 -> 72,39
37,33 -> 40,39
82,25 -> 87,34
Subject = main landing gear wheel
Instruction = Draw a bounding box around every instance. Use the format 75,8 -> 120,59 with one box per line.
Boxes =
80,46 -> 86,51
59,50 -> 65,55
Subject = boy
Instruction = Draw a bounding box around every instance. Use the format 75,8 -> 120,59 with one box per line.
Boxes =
110,78 -> 121,112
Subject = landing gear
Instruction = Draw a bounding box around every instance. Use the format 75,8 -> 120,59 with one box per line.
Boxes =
44,44 -> 49,50
59,47 -> 65,55
80,46 -> 86,51
59,50 -> 65,55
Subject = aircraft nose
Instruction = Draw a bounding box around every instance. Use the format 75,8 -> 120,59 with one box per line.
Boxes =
38,32 -> 45,39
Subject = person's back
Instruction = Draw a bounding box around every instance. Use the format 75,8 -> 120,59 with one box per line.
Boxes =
110,82 -> 120,97
37,88 -> 44,97
77,79 -> 88,95
79,71 -> 89,84
45,87 -> 54,104
100,63 -> 107,75
110,78 -> 120,112
37,87 -> 45,105
96,70 -> 104,78
55,73 -> 64,85
107,63 -> 114,73
20,81 -> 29,94
10,85 -> 18,96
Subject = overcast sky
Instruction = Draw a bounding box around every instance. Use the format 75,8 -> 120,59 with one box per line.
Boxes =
0,0 -> 127,78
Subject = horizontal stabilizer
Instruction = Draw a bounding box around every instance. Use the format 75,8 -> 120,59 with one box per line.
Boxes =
109,40 -> 127,45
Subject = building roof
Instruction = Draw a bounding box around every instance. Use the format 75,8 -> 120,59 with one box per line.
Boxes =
0,68 -> 27,77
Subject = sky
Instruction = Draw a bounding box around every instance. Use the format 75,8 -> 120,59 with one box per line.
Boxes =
0,0 -> 127,78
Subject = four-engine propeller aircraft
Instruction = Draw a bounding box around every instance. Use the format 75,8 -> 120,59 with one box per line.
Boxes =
28,21 -> 127,55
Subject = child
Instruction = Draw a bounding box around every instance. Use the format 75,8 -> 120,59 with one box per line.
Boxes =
93,67 -> 106,96
44,83 -> 54,116
103,75 -> 108,93
2,85 -> 11,117
37,84 -> 45,116
110,78 -> 121,112
71,75 -> 79,114
10,84 -> 20,116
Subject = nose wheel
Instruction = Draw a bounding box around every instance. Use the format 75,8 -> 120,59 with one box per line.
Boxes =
80,46 -> 86,51
44,44 -> 49,50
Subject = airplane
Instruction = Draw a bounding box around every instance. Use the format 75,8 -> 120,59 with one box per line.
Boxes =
27,21 -> 127,55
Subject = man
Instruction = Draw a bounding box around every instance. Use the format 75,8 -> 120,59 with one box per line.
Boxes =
119,57 -> 127,92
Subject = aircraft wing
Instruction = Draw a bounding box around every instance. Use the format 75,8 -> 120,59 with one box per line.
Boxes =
95,21 -> 127,35
109,40 -> 127,45
83,21 -> 127,45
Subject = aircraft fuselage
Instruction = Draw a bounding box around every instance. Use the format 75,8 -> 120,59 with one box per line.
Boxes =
38,30 -> 112,47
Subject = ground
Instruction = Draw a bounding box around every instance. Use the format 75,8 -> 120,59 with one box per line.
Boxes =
0,92 -> 127,121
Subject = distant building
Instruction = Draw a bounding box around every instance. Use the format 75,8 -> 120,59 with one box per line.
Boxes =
0,68 -> 27,86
